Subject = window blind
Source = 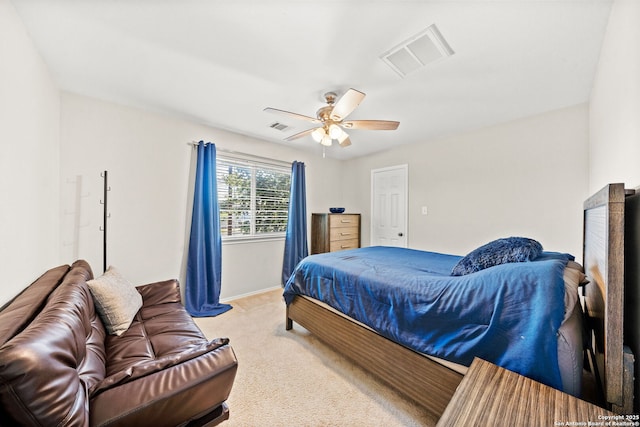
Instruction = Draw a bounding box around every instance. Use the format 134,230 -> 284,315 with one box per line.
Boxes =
216,154 -> 291,239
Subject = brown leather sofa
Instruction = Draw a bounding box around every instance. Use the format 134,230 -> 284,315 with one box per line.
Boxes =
0,260 -> 237,426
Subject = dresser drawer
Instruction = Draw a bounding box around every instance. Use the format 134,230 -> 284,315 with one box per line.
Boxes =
330,238 -> 359,252
311,213 -> 361,254
329,214 -> 360,228
330,227 -> 359,241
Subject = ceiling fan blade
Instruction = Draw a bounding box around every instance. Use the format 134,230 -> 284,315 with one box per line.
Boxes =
284,128 -> 317,141
339,136 -> 352,147
342,120 -> 400,130
329,88 -> 366,121
264,107 -> 319,123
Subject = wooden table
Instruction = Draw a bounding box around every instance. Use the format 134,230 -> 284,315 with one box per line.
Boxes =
437,358 -> 622,426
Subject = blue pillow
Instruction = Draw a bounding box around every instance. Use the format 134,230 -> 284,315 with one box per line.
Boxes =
451,237 -> 543,276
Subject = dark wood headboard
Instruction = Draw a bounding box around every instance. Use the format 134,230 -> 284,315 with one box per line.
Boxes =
583,183 -> 635,413
624,188 -> 640,414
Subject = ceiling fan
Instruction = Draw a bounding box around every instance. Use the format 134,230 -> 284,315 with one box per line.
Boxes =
264,88 -> 399,148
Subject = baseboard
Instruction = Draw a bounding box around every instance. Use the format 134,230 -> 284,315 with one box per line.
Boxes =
220,285 -> 281,303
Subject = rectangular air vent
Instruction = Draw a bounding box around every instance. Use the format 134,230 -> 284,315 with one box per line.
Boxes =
381,23 -> 454,78
270,122 -> 290,132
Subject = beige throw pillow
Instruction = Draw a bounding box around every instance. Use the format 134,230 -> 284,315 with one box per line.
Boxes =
87,266 -> 142,336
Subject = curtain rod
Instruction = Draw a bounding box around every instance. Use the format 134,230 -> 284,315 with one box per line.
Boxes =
187,141 -> 292,168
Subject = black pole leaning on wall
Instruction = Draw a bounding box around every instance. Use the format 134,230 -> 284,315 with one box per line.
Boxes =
100,171 -> 110,273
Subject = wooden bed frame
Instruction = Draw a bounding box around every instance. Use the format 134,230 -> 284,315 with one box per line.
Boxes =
583,183 -> 636,414
286,183 -> 637,418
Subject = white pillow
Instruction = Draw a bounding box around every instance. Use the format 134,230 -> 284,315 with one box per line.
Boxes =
87,266 -> 142,336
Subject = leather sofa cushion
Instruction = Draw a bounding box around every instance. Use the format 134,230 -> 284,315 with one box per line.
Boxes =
89,342 -> 237,427
103,279 -> 211,376
0,263 -> 70,345
0,262 -> 107,426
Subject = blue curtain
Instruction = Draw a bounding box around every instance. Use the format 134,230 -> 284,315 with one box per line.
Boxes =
282,161 -> 308,286
185,141 -> 232,317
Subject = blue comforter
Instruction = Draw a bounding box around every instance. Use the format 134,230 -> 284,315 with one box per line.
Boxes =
283,246 -> 573,390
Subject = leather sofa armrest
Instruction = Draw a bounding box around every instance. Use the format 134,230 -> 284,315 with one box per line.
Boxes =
90,338 -> 229,397
136,279 -> 182,306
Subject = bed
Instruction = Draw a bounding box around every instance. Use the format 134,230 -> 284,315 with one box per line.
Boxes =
284,183 -> 637,418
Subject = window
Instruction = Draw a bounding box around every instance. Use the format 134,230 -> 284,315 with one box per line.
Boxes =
216,154 -> 291,241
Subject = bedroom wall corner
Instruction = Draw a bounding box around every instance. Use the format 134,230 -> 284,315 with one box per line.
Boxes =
589,0 -> 640,193
0,0 -> 61,306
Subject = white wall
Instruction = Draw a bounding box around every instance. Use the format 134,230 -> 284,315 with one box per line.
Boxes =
59,93 -> 345,299
344,104 -> 589,260
0,0 -> 61,305
60,96 -> 589,300
589,0 -> 640,413
589,0 -> 640,192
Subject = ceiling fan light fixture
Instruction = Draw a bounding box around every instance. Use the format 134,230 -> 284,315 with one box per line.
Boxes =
337,130 -> 350,144
328,124 -> 343,139
320,134 -> 332,147
311,127 -> 326,143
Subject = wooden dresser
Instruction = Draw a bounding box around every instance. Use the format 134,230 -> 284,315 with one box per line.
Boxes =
311,213 -> 361,254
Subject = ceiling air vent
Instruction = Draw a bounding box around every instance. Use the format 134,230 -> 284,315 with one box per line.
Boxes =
270,122 -> 290,132
381,23 -> 454,78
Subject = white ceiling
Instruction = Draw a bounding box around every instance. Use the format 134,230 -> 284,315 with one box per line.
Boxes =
11,0 -> 612,160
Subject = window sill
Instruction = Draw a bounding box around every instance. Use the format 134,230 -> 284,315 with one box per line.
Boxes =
222,234 -> 286,245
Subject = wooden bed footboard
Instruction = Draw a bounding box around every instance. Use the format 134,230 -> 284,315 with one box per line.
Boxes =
286,295 -> 463,419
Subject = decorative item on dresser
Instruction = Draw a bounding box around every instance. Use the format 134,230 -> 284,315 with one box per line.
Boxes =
311,213 -> 361,254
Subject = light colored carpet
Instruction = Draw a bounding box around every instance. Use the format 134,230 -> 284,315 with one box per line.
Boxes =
194,289 -> 437,427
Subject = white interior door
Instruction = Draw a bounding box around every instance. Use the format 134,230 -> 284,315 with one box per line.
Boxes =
371,165 -> 408,247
